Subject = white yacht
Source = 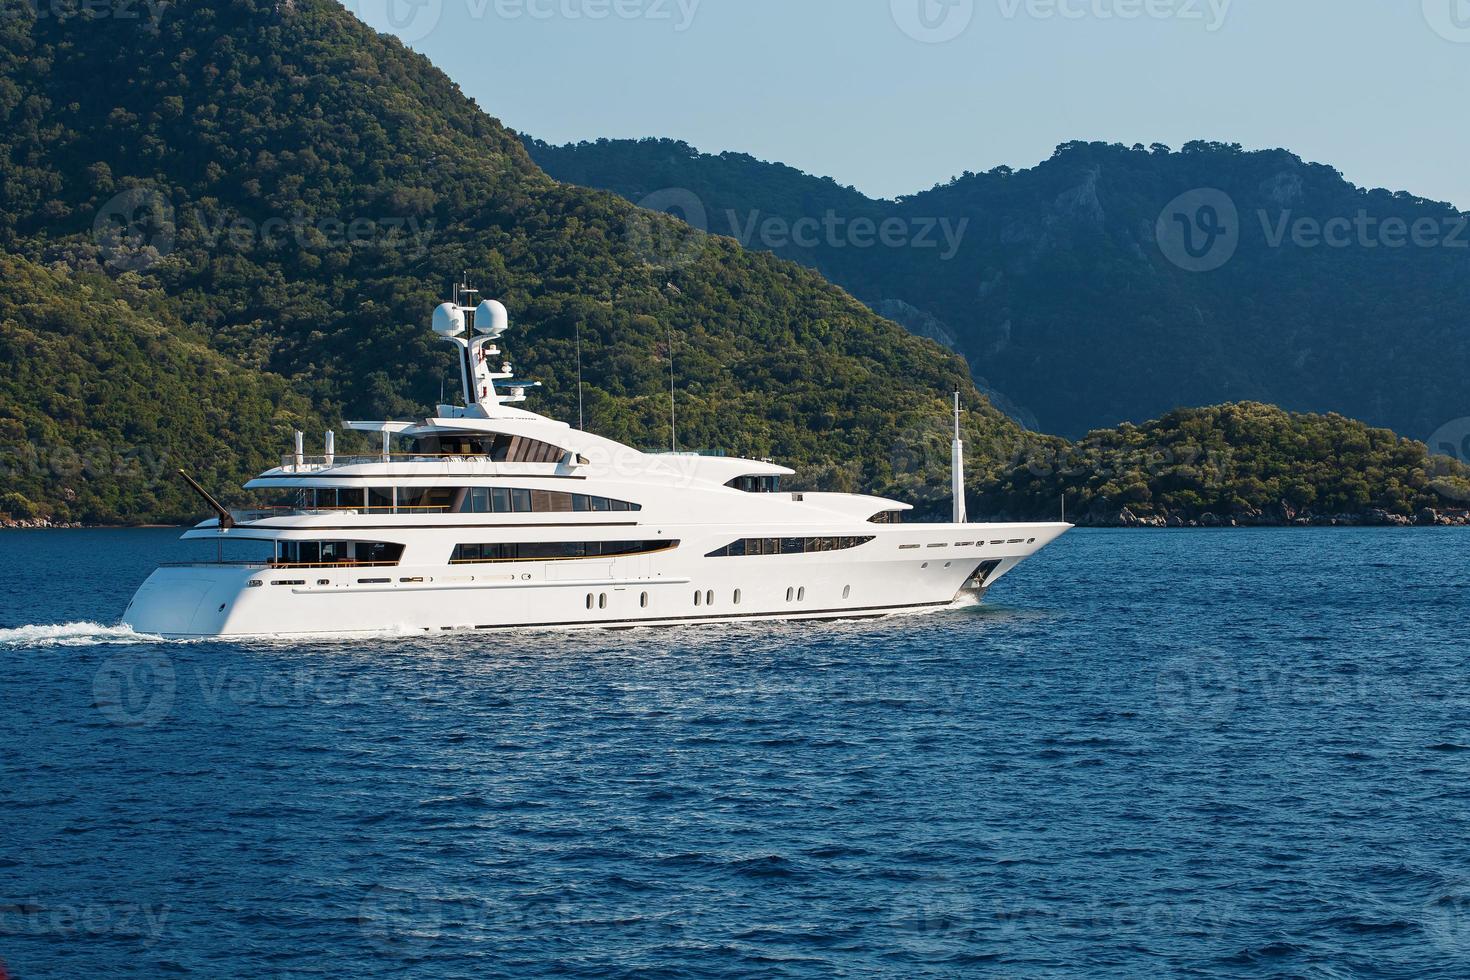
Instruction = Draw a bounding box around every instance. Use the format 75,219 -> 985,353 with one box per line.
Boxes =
123,285 -> 1070,638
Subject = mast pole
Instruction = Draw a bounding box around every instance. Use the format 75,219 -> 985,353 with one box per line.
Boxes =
951,391 -> 967,524
668,321 -> 677,453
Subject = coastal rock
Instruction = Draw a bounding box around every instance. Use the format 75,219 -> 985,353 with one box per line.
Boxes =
1417,508 -> 1440,526
0,518 -> 81,529
1363,509 -> 1411,527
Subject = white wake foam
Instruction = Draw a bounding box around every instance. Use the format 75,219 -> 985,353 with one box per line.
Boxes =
0,622 -> 164,647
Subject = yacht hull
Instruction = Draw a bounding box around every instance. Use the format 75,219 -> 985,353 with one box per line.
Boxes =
122,523 -> 1068,639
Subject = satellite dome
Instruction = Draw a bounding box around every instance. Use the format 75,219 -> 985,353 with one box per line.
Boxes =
432,302 -> 465,337
474,299 -> 509,338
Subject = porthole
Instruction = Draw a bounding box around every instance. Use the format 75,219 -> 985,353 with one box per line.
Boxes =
786,587 -> 794,602
640,592 -> 649,608
921,562 -> 929,569
586,593 -> 594,610
734,589 -> 742,605
843,585 -> 851,599
797,587 -> 805,602
599,593 -> 608,609
706,590 -> 714,606
694,591 -> 702,606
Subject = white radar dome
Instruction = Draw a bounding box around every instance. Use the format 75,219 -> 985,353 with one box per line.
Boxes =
432,302 -> 466,337
474,299 -> 509,338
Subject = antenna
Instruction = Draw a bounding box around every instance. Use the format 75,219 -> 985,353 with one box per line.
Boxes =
668,321 -> 677,453
576,320 -> 585,431
951,391 -> 967,524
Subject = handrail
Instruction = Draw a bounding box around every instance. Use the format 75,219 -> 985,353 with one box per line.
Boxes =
268,561 -> 399,569
278,453 -> 570,467
157,560 -> 400,569
241,505 -> 452,515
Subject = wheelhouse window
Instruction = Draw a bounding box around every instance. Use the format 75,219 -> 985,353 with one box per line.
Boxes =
705,536 -> 875,558
282,486 -> 640,516
275,541 -> 404,567
450,540 -> 678,563
868,510 -> 904,524
412,434 -> 568,464
456,488 -> 640,515
726,475 -> 782,493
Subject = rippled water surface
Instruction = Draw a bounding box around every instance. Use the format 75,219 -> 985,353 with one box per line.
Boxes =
3,528 -> 1470,977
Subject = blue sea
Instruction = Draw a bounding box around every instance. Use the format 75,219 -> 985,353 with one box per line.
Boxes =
3,528 -> 1470,978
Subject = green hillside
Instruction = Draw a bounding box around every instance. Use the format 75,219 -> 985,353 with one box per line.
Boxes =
0,254 -> 314,523
975,403 -> 1470,525
0,0 -> 1032,520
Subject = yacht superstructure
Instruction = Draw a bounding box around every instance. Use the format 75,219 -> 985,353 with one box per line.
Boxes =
123,285 -> 1069,638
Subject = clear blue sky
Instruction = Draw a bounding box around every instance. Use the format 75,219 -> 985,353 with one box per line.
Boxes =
343,0 -> 1470,206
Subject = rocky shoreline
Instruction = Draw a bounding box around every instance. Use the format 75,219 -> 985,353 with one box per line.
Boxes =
1088,506 -> 1470,528
0,518 -> 87,529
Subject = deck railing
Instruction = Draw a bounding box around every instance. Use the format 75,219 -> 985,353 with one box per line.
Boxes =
231,505 -> 451,522
278,452 -> 539,468
158,560 -> 400,569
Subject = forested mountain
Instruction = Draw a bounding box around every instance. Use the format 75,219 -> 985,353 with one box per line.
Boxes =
527,137 -> 1470,441
0,0 -> 1029,521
